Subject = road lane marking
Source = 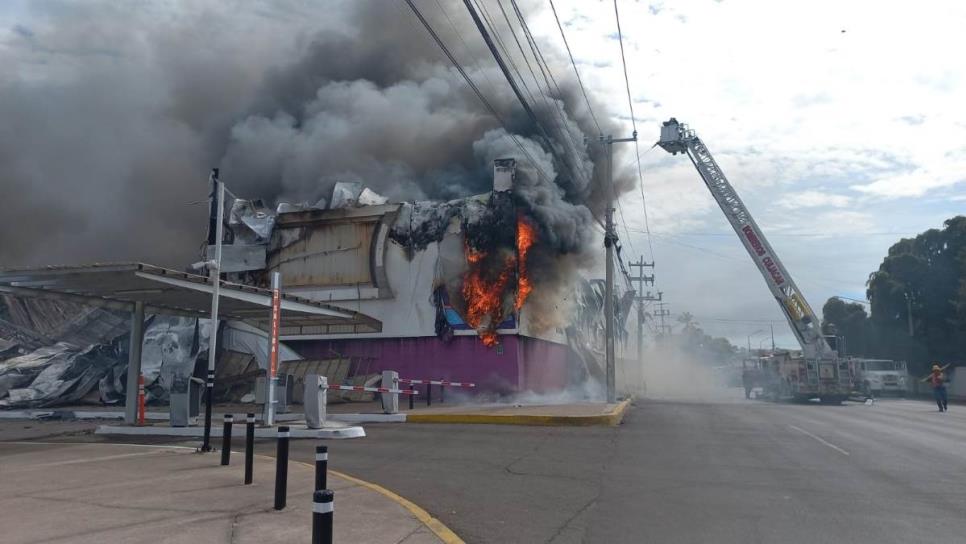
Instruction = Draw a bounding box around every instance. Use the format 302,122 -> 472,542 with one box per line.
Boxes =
788,425 -> 850,456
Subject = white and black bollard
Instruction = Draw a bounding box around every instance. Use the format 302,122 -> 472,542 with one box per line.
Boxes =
220,414 -> 233,466
274,425 -> 290,510
312,490 -> 334,544
315,445 -> 328,492
244,413 -> 255,485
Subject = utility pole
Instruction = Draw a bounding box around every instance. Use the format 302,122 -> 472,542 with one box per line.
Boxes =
202,168 -> 225,453
655,302 -> 671,336
628,258 -> 656,366
905,292 -> 914,337
603,133 -> 637,404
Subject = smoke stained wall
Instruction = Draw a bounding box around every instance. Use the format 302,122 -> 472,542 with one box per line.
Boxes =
0,1 -> 636,302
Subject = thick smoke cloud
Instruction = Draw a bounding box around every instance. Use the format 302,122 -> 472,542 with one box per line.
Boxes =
0,0 -> 632,270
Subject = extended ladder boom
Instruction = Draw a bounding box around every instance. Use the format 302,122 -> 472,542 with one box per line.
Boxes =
658,118 -> 834,359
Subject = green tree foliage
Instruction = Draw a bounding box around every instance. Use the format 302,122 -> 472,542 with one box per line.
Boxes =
822,216 -> 966,373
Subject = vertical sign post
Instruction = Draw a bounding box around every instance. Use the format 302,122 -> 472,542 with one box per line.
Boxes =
264,271 -> 282,427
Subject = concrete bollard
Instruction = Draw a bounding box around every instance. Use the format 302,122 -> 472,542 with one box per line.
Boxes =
220,414 -> 233,466
274,426 -> 290,510
315,445 -> 328,492
312,490 -> 334,544
380,370 -> 399,415
244,413 -> 255,485
305,374 -> 327,429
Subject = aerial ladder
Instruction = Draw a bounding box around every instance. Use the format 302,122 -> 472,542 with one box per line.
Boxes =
658,118 -> 851,402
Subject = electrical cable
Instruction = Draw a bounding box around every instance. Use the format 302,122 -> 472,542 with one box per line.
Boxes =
612,0 -> 655,261
404,0 -> 555,187
548,0 -> 602,135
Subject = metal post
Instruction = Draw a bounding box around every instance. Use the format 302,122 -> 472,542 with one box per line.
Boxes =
124,301 -> 145,425
220,414 -> 233,466
315,445 -> 328,492
906,293 -> 914,336
274,425 -> 290,510
426,383 -> 432,406
244,413 -> 255,485
203,170 -> 225,452
312,490 -> 334,544
409,390 -> 414,410
264,272 -> 282,427
440,384 -> 445,403
770,324 -> 775,351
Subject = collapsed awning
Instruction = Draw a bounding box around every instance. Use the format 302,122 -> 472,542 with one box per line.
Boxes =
0,262 -> 381,335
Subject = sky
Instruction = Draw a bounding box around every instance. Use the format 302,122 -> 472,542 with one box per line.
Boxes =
1,0 -> 964,349
535,0 -> 966,347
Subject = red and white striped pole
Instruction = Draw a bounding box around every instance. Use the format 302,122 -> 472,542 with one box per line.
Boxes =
264,271 -> 282,427
136,374 -> 146,426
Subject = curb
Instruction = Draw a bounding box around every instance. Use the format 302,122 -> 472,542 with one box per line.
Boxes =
331,470 -> 465,544
94,424 -> 366,439
406,399 -> 631,427
288,458 -> 464,544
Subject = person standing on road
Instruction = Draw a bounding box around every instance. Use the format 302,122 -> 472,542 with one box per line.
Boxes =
930,364 -> 948,412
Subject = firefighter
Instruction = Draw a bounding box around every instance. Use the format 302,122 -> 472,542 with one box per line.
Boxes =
930,364 -> 948,412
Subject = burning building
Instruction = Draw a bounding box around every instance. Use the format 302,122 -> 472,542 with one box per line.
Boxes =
215,158 -> 626,395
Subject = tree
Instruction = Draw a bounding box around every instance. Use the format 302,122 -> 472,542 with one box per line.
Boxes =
821,297 -> 871,356
827,216 -> 966,373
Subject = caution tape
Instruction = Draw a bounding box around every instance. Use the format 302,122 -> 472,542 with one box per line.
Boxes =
399,379 -> 476,387
326,384 -> 419,395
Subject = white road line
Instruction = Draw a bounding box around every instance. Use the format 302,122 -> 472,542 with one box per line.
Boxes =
788,425 -> 850,456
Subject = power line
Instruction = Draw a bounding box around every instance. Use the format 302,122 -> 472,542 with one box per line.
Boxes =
404,0 -> 555,188
548,0 -> 602,135
612,0 -> 655,261
613,0 -> 637,133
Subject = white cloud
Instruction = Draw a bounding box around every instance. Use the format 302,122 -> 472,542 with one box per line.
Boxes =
531,0 -> 966,345
777,191 -> 852,209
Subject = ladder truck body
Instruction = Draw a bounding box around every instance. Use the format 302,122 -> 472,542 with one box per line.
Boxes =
658,118 -> 851,402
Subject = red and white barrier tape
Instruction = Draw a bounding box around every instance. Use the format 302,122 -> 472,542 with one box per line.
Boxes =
399,379 -> 476,387
326,384 -> 419,395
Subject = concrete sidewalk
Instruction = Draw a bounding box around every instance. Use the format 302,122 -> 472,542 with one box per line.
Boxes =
0,441 -> 459,543
406,399 -> 631,426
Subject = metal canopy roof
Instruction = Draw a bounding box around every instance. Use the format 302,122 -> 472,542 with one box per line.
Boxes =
0,262 -> 381,335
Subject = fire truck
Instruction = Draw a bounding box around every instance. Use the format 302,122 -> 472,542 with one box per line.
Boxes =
658,119 -> 852,403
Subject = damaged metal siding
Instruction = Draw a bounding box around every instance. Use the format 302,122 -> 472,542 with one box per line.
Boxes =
267,204 -> 400,293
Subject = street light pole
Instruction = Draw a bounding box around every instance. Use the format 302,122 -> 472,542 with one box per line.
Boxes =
202,169 -> 225,452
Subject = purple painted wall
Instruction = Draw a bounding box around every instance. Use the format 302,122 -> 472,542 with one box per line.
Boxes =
290,335 -> 570,394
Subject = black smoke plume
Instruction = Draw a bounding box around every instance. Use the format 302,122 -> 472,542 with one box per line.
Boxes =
0,1 -> 634,283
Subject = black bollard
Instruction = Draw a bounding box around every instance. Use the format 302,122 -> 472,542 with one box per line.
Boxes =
312,490 -> 334,544
440,384 -> 445,404
244,413 -> 255,485
220,414 -> 233,466
409,389 -> 414,410
426,383 -> 432,406
315,445 -> 328,492
274,426 -> 290,510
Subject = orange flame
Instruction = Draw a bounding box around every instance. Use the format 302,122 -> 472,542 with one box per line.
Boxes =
460,214 -> 539,347
515,215 -> 536,311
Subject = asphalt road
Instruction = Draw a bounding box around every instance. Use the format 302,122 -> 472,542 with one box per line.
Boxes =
274,395 -> 966,543
4,395 -> 965,543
